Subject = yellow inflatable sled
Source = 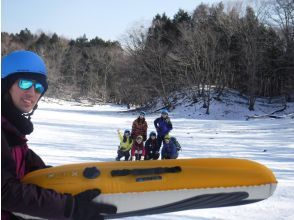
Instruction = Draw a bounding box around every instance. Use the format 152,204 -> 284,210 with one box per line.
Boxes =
22,158 -> 277,218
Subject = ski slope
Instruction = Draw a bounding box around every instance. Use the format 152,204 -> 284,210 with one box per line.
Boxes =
28,99 -> 294,220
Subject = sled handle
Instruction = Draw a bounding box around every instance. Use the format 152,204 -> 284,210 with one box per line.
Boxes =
111,166 -> 181,177
83,167 -> 100,179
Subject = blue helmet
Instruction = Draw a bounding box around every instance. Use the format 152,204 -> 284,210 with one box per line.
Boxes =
161,109 -> 169,115
2,50 -> 47,79
1,50 -> 48,94
140,111 -> 146,116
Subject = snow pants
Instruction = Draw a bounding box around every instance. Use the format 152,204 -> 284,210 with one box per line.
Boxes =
116,149 -> 130,161
144,150 -> 160,160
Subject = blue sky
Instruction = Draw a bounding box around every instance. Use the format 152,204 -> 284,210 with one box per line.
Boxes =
1,0 -> 219,41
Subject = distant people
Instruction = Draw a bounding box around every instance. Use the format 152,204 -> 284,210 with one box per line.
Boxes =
144,131 -> 160,160
131,111 -> 148,141
131,135 -> 145,161
116,129 -> 133,161
161,135 -> 181,160
154,109 -> 173,149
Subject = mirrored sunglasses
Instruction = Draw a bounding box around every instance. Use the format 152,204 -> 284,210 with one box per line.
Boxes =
18,79 -> 45,94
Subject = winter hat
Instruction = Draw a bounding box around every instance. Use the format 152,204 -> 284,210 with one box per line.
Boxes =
164,134 -> 171,140
140,111 -> 146,116
1,50 -> 48,95
149,131 -> 157,137
124,129 -> 131,134
136,135 -> 143,140
161,109 -> 169,115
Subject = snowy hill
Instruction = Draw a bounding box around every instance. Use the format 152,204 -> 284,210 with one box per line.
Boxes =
27,95 -> 294,220
147,89 -> 294,120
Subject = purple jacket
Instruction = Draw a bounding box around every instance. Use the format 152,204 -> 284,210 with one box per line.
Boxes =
161,138 -> 178,159
154,117 -> 173,137
1,116 -> 73,220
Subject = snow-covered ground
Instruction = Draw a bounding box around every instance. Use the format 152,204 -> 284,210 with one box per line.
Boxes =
28,97 -> 294,220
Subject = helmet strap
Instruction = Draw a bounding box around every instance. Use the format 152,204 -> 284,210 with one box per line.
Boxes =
23,104 -> 38,120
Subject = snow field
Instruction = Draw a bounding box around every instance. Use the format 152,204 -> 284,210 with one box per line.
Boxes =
28,99 -> 294,220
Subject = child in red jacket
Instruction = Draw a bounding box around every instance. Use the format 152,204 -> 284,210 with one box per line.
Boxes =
131,135 -> 145,161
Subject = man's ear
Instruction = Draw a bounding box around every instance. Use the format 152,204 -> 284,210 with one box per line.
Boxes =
2,92 -> 12,103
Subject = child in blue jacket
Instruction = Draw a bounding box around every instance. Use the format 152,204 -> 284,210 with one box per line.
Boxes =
161,135 -> 180,159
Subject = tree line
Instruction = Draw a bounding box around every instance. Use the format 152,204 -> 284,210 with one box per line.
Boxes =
1,1 -> 293,112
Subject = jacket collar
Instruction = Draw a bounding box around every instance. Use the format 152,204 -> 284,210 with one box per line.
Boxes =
2,116 -> 28,145
1,93 -> 34,135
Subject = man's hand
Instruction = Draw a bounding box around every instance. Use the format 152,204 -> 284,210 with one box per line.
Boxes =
72,189 -> 117,220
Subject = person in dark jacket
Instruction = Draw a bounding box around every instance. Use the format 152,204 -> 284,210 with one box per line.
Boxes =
144,131 -> 160,160
154,109 -> 173,149
161,134 -> 179,159
131,111 -> 148,141
1,50 -> 117,220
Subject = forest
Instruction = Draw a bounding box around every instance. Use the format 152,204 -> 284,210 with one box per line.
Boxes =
2,0 -> 293,112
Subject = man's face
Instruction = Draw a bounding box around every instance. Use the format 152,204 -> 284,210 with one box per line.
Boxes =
151,135 -> 156,140
125,132 -> 130,137
165,139 -> 170,143
161,113 -> 168,118
9,79 -> 41,113
136,138 -> 143,144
